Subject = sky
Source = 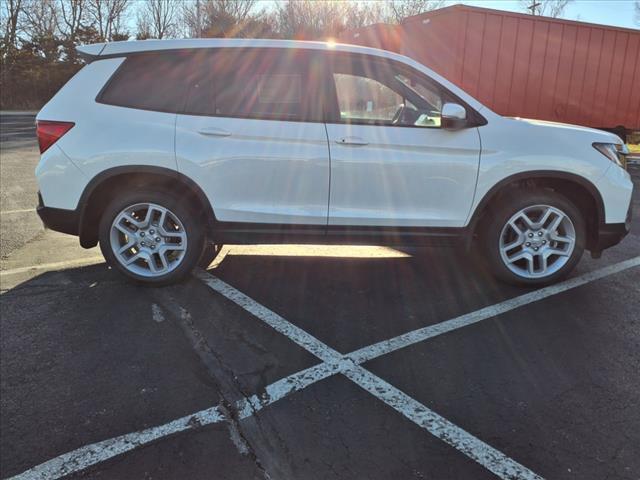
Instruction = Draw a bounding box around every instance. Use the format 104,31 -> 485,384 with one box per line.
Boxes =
444,0 -> 638,30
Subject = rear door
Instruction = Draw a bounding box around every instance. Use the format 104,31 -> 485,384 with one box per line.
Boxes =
324,53 -> 481,228
176,48 -> 330,225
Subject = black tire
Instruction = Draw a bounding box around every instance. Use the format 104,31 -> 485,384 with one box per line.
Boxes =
482,188 -> 586,286
198,243 -> 224,269
99,189 -> 205,286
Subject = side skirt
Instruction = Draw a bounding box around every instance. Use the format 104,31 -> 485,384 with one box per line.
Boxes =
212,223 -> 469,247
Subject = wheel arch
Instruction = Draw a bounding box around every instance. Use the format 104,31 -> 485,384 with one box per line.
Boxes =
467,171 -> 605,251
78,166 -> 215,248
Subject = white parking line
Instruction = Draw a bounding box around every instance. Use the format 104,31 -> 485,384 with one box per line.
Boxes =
0,111 -> 37,115
7,362 -> 337,480
222,244 -> 410,258
236,362 -> 339,419
7,257 -> 638,479
196,272 -> 545,479
8,407 -> 224,480
0,131 -> 34,137
0,257 -> 104,277
344,366 -> 542,480
196,272 -> 343,364
1,208 -> 35,215
348,256 -> 640,364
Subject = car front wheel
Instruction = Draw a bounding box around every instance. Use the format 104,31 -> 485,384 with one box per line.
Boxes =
483,189 -> 586,286
99,190 -> 204,286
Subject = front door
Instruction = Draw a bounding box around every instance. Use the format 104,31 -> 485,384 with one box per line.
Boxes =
176,47 -> 330,225
324,53 -> 481,228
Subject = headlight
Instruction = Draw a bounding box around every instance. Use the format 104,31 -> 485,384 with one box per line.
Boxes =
593,142 -> 629,169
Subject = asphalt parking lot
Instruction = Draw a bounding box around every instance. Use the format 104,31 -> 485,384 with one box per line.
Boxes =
1,112 -> 639,480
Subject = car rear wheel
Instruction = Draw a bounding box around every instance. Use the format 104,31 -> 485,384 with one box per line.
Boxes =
99,190 -> 204,286
483,189 -> 585,286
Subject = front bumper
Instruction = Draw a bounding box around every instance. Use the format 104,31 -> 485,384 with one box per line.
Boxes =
36,192 -> 79,235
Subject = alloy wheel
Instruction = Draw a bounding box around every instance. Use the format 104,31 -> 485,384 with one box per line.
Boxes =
499,204 -> 576,279
110,202 -> 188,277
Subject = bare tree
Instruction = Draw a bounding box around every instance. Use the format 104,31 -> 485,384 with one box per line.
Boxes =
1,0 -> 25,50
136,11 -> 152,39
182,0 -> 260,38
22,0 -> 58,39
179,0 -> 200,37
274,0 -> 349,39
635,0 -> 640,25
136,0 -> 179,39
520,0 -> 572,18
383,0 -> 445,23
343,1 -> 387,29
15,0 -> 63,63
58,0 -> 86,43
87,0 -> 129,41
273,0 -> 445,39
57,0 -> 97,62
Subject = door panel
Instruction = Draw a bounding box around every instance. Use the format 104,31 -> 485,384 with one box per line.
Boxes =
325,53 -> 481,227
326,124 -> 480,227
176,115 -> 330,224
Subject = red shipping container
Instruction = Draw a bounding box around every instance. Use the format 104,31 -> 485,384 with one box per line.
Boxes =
339,5 -> 640,136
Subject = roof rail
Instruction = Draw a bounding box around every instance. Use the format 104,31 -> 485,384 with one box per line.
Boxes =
74,38 -> 396,62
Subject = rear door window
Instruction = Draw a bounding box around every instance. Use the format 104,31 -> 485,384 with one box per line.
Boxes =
98,52 -> 194,113
183,48 -> 324,122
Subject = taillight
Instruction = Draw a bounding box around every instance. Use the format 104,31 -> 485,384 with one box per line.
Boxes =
36,121 -> 75,154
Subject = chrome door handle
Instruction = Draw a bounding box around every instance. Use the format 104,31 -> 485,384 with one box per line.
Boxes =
198,127 -> 232,137
336,137 -> 369,146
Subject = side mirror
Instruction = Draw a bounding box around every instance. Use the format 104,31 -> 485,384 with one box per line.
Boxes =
441,103 -> 467,130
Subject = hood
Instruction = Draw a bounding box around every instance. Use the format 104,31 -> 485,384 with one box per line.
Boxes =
508,117 -> 623,144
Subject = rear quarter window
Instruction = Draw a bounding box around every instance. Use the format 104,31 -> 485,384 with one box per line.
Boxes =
98,53 -> 192,113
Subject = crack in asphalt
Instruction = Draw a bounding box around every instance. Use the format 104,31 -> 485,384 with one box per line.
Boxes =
152,292 -> 280,480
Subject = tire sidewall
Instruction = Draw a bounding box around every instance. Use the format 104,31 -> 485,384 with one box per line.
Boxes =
99,190 -> 204,286
483,189 -> 586,286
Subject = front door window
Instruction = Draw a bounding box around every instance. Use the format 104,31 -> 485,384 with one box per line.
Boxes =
329,56 -> 444,128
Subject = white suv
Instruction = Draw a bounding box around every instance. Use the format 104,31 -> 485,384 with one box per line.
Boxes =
35,39 -> 633,286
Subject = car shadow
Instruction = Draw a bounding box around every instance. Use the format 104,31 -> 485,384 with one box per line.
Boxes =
205,245 -> 532,353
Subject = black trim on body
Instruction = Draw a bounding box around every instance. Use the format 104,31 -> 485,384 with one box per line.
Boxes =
593,222 -> 630,252
77,166 -> 213,214
468,170 -> 606,231
214,222 -> 467,246
76,166 -> 216,247
593,200 -> 632,252
37,205 -> 79,236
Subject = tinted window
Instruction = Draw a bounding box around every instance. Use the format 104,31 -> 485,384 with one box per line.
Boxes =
99,53 -> 192,112
184,48 -> 323,122
333,73 -> 403,123
329,54 -> 444,128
